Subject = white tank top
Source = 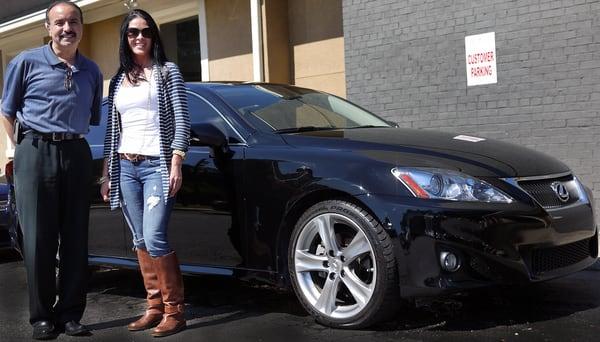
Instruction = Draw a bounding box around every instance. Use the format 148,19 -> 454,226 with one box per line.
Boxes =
115,79 -> 161,156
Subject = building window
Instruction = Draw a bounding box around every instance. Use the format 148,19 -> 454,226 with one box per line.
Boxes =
161,17 -> 202,81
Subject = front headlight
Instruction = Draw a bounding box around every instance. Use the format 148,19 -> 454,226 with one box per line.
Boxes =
573,176 -> 591,204
391,167 -> 513,203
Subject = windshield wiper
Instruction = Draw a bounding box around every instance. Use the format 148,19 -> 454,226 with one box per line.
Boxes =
274,126 -> 336,134
347,125 -> 390,129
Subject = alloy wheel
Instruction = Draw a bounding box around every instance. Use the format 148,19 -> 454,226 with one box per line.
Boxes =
293,212 -> 376,319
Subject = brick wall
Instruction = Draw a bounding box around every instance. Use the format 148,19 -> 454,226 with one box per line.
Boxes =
343,0 -> 600,217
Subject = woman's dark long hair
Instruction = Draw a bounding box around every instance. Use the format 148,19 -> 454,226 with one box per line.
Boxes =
117,9 -> 168,84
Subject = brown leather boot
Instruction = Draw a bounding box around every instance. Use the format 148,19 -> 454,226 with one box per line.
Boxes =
128,249 -> 164,331
152,251 -> 186,337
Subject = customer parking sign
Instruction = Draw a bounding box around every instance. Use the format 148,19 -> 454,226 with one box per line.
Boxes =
465,32 -> 497,86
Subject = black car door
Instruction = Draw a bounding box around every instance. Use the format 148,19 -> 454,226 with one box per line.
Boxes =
87,102 -> 128,257
137,92 -> 246,268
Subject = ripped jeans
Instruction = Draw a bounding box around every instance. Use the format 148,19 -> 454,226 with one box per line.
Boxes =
120,157 -> 174,257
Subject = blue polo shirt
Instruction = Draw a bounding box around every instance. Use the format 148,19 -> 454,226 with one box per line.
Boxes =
1,42 -> 103,134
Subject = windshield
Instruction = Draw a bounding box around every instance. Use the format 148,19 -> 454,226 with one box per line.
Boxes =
212,84 -> 391,133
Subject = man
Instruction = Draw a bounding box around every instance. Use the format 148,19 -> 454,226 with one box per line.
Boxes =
0,1 -> 102,339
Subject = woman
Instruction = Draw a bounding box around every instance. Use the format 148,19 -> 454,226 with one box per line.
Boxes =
100,9 -> 190,337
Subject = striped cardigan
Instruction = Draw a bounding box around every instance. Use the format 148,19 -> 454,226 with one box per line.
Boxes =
103,62 -> 191,210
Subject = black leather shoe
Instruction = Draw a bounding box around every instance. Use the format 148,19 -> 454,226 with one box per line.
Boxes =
32,320 -> 56,340
63,320 -> 90,336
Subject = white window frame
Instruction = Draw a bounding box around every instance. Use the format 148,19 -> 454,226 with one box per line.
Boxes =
250,0 -> 264,82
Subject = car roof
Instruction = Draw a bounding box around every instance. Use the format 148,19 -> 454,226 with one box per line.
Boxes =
102,82 -> 317,104
186,82 -> 317,95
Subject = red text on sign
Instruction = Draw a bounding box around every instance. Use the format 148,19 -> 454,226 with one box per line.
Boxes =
470,65 -> 493,77
467,51 -> 494,64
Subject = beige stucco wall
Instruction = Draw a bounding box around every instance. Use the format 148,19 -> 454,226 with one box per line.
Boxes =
291,38 -> 346,96
262,0 -> 291,84
205,0 -> 253,81
85,17 -> 122,94
0,27 -> 46,70
288,0 -> 346,98
0,0 -> 345,94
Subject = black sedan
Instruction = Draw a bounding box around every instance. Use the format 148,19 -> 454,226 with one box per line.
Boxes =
7,82 -> 598,329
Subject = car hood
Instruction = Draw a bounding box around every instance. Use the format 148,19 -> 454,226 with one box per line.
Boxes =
279,127 -> 569,178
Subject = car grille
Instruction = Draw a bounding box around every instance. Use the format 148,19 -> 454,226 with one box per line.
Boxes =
517,175 -> 579,209
530,238 -> 591,275
469,255 -> 500,281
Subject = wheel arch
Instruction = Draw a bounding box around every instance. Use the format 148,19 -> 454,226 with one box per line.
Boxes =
274,188 -> 382,286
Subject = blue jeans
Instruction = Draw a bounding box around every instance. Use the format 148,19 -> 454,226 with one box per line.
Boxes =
120,158 -> 174,257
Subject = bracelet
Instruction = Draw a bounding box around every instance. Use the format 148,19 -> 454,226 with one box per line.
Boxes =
172,149 -> 186,160
97,176 -> 109,185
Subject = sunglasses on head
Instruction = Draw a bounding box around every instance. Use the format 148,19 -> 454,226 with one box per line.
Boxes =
127,27 -> 152,38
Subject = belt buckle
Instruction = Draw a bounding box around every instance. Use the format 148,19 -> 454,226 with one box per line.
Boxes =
125,153 -> 140,162
51,133 -> 63,142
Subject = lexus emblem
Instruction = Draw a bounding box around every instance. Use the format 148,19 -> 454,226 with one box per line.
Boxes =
550,181 -> 569,202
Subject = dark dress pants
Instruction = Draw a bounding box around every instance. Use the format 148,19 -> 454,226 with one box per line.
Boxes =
14,135 -> 92,325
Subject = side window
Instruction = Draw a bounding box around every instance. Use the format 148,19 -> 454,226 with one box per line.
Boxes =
86,102 -> 108,146
187,93 -> 240,143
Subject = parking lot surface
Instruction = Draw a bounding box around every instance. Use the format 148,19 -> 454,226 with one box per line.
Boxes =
1,249 -> 600,341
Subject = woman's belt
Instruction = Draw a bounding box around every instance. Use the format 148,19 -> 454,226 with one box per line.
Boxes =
119,153 -> 159,162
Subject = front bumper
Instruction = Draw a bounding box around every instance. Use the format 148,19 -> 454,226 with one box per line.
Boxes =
358,193 -> 598,298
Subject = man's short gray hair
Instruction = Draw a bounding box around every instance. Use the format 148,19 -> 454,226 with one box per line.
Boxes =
45,1 -> 84,25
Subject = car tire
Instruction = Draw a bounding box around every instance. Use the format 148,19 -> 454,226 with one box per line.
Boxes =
288,200 -> 398,329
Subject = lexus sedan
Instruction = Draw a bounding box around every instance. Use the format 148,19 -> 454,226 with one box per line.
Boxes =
7,82 -> 598,329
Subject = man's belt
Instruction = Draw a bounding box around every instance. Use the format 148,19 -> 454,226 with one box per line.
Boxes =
25,130 -> 84,142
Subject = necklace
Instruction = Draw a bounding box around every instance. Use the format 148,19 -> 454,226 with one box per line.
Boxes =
138,67 -> 154,154
140,66 -> 152,83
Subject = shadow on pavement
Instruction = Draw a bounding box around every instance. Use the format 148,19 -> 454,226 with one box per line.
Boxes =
87,266 -> 600,334
4,248 -> 600,340
85,267 -> 308,333
373,271 -> 600,332
0,248 -> 21,263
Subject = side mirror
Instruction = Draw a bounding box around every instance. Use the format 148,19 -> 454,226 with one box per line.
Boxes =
190,123 -> 230,156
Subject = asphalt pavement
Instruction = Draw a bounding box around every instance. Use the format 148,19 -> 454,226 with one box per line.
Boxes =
1,248 -> 600,342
